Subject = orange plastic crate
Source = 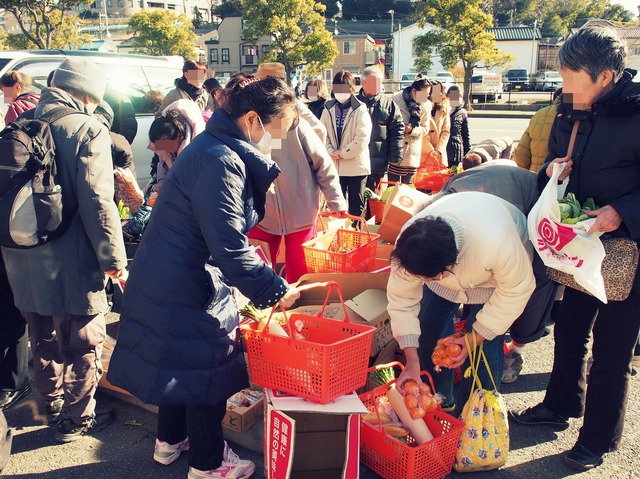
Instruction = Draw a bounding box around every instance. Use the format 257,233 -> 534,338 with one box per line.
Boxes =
413,169 -> 452,192
303,215 -> 379,273
359,375 -> 465,479
240,282 -> 376,403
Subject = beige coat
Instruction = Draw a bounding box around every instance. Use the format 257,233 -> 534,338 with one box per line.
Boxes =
423,104 -> 450,169
391,91 -> 433,168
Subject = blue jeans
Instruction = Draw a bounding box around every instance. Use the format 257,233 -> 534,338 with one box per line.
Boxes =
417,286 -> 504,408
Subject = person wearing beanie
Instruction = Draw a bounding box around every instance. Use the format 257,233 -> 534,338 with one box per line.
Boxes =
1,57 -> 127,443
159,59 -> 215,113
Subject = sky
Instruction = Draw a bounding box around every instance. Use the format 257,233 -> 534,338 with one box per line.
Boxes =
617,0 -> 640,17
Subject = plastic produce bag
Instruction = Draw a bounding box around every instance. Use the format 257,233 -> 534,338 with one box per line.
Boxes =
527,163 -> 606,302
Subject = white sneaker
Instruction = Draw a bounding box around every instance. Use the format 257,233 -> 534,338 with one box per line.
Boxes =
154,437 -> 190,465
187,441 -> 256,479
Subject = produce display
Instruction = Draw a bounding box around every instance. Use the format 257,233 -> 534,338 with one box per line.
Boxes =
400,380 -> 440,419
431,331 -> 464,372
558,193 -> 598,224
117,200 -> 130,220
227,388 -> 264,409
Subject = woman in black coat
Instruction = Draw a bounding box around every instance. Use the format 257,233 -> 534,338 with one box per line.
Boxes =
304,79 -> 330,119
445,85 -> 470,167
108,76 -> 300,479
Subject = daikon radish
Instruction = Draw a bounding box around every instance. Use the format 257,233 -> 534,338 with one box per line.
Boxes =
258,317 -> 289,337
387,385 -> 434,444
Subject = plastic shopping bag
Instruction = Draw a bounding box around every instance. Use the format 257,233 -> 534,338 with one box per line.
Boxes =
454,333 -> 509,472
527,163 -> 607,302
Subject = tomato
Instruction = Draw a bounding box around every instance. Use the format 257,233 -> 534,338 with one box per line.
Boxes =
446,344 -> 462,356
403,380 -> 420,396
404,394 -> 419,410
419,383 -> 431,395
409,407 -> 426,419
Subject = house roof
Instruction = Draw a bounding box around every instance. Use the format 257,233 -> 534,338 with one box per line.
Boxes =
489,26 -> 542,41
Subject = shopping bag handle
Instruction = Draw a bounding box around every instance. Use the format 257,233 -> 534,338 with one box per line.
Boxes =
363,367 -> 438,433
318,211 -> 373,239
464,331 -> 498,400
262,281 -> 351,335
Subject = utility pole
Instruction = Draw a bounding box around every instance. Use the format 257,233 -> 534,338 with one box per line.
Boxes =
388,9 -> 394,34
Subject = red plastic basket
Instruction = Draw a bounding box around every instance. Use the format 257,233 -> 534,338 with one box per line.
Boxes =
360,364 -> 465,479
303,214 -> 380,273
413,167 -> 452,192
240,282 -> 376,403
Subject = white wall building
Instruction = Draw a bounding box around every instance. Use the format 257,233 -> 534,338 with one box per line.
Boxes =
485,26 -> 541,75
390,22 -> 447,79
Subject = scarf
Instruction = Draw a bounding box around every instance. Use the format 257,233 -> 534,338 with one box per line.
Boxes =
402,86 -> 421,128
176,76 -> 204,102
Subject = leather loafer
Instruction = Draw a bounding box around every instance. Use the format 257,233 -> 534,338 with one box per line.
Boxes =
509,402 -> 569,428
565,443 -> 604,471
0,385 -> 32,411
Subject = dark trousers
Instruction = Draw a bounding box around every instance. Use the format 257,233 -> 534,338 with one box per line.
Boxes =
509,254 -> 557,345
157,402 -> 227,471
543,287 -> 640,454
365,172 -> 385,192
23,312 -> 105,425
339,175 -> 367,218
0,271 -> 28,392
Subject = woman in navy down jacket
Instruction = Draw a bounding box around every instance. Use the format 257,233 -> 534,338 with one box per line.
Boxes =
108,76 -> 300,479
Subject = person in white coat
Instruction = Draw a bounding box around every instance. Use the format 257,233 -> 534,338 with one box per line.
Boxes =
321,71 -> 372,218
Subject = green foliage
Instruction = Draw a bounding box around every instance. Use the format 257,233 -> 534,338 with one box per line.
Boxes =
128,10 -> 197,59
0,30 -> 8,51
316,0 -> 341,19
193,7 -> 204,28
0,0 -> 91,49
243,0 -> 338,84
6,12 -> 92,50
213,0 -> 243,19
413,0 -> 514,108
341,0 -> 416,20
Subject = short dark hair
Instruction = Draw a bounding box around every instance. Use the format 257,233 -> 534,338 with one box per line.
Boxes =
183,60 -> 208,74
222,75 -> 296,122
0,70 -> 32,90
462,152 -> 484,170
390,217 -> 458,278
410,76 -> 432,92
332,70 -> 355,89
149,110 -> 186,143
559,26 -> 627,83
203,78 -> 221,94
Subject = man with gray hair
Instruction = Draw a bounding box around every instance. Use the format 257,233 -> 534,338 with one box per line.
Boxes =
1,58 -> 127,442
510,26 -> 640,472
357,66 -> 404,191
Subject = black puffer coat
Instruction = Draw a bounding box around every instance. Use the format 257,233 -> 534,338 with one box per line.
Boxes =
447,104 -> 471,167
357,89 -> 404,175
539,68 -> 640,291
108,108 -> 288,406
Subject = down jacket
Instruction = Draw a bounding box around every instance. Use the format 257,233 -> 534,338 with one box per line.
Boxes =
5,91 -> 40,124
391,91 -> 433,168
1,88 -> 127,315
447,104 -> 471,166
321,96 -> 372,177
538,68 -> 640,294
107,108 -> 288,406
356,89 -> 404,175
514,103 -> 558,172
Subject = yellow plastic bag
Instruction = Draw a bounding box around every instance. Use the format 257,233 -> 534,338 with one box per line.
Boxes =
453,332 -> 509,472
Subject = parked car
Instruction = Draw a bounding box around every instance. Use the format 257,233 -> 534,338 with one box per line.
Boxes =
469,71 -> 503,101
434,71 -> 454,82
0,50 -> 184,186
399,72 -> 418,90
504,68 -> 530,91
428,76 -> 455,93
531,70 -> 562,92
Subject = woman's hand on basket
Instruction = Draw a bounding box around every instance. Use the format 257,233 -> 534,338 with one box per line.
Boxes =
278,286 -> 300,309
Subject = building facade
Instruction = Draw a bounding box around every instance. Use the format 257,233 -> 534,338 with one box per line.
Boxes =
486,26 -> 541,75
84,0 -> 210,21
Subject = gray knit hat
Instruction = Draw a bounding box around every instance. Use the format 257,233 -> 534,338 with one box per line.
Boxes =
52,58 -> 106,103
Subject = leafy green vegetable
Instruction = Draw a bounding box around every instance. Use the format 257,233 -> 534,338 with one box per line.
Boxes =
117,200 -> 130,220
380,186 -> 395,203
558,196 -> 599,224
369,367 -> 395,386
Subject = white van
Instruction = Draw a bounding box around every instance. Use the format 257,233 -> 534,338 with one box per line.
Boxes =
469,71 -> 503,101
0,50 -> 184,185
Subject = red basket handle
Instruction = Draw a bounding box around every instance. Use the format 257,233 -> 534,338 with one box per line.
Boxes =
318,211 -> 373,239
261,281 -> 351,335
363,367 -> 438,433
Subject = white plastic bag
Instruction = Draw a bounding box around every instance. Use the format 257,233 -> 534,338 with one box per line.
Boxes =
527,163 -> 607,302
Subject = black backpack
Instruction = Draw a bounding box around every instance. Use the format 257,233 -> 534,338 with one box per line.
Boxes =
0,107 -> 81,248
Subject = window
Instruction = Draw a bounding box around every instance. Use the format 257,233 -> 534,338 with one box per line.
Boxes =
222,48 -> 230,63
129,0 -> 133,6
118,0 -> 123,6
95,0 -> 102,7
261,45 -> 269,57
343,41 -> 356,55
210,48 -> 219,64
324,69 -> 333,82
243,45 -> 257,65
107,0 -> 112,6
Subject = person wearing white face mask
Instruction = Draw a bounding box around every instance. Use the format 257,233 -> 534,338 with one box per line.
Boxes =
108,74 -> 301,479
304,79 -> 330,119
445,85 -> 471,167
321,71 -> 373,218
390,76 -> 433,184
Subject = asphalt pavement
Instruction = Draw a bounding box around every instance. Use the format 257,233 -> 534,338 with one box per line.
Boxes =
2,320 -> 639,479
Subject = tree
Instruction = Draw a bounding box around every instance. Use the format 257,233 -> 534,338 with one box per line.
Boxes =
128,10 -> 197,59
0,0 -> 91,49
0,30 -> 8,51
316,0 -> 340,19
413,0 -> 514,108
213,0 -> 243,19
341,0 -> 415,20
5,12 -> 92,50
243,0 -> 339,85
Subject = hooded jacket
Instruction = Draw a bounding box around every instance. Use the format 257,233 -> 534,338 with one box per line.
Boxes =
320,95 -> 373,176
5,91 -> 40,124
107,108 -> 287,406
1,88 -> 127,315
447,104 -> 471,167
538,68 -> 640,292
356,89 -> 404,175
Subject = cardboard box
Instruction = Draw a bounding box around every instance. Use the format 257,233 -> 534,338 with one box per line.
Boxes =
222,389 -> 264,434
377,185 -> 430,243
265,389 -> 366,479
295,273 -> 392,356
